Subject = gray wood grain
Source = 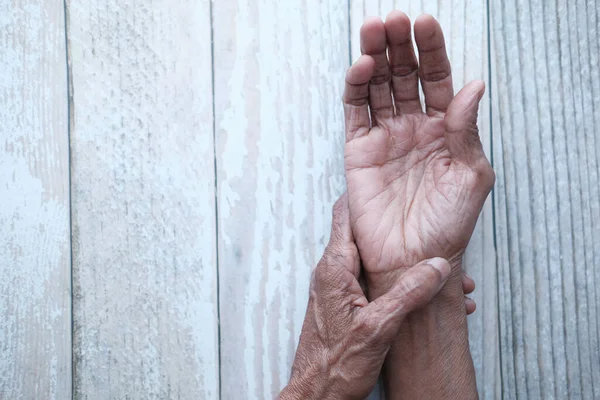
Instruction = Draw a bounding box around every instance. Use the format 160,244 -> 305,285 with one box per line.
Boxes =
67,1 -> 219,398
0,1 -> 71,398
491,0 -> 600,398
213,1 -> 349,398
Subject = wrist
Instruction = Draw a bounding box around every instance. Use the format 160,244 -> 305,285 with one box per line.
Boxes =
366,269 -> 403,300
366,253 -> 465,300
383,263 -> 477,399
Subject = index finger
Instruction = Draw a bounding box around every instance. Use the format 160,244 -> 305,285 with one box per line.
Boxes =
330,193 -> 353,245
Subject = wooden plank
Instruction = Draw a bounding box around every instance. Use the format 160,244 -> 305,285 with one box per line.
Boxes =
66,1 -> 219,398
349,2 -> 499,398
491,0 -> 600,398
212,1 -> 349,398
0,1 -> 71,398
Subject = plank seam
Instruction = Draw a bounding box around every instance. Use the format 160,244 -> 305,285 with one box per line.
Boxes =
497,2 -> 520,396
531,3 -> 559,396
209,0 -> 222,398
571,2 -> 596,393
567,0 -> 590,392
486,0 -> 504,398
556,1 -> 584,394
586,0 -> 600,369
539,1 -> 569,396
514,1 -> 544,396
552,1 -> 578,394
62,0 -> 75,398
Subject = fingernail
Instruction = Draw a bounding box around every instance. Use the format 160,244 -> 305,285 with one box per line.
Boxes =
428,257 -> 451,281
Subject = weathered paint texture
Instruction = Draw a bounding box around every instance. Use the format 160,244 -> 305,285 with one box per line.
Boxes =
67,1 -> 218,398
492,0 -> 600,398
0,0 -> 71,398
2,0 -> 599,399
213,1 -> 348,398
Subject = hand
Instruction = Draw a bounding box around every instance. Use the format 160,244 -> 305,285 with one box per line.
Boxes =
279,194 -> 453,400
343,12 -> 495,296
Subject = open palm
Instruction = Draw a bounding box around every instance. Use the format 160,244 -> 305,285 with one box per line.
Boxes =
343,12 -> 494,295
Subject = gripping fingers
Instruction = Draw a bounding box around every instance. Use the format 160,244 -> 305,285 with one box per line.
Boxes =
462,272 -> 476,314
462,271 -> 475,295
465,297 -> 477,315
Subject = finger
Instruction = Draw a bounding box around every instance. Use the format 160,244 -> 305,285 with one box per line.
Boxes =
444,79 -> 486,162
360,17 -> 394,122
364,258 -> 451,338
413,14 -> 453,116
325,193 -> 360,277
462,271 -> 475,295
385,10 -> 421,114
465,297 -> 477,315
330,193 -> 353,245
344,55 -> 375,141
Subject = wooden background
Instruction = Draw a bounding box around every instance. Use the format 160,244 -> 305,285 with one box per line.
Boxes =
1,0 -> 598,398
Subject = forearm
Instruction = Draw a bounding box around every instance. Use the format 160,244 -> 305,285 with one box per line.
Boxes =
380,269 -> 478,399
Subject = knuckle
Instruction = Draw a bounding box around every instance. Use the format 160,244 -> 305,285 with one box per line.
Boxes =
469,160 -> 495,190
316,243 -> 358,284
323,242 -> 358,270
343,96 -> 369,107
353,314 -> 371,333
370,72 -> 391,85
445,121 -> 479,140
391,64 -> 418,78
482,165 -> 496,188
329,194 -> 349,243
423,69 -> 450,82
420,59 -> 451,82
313,262 -> 332,284
312,263 -> 332,290
332,196 -> 345,219
352,314 -> 381,343
343,81 -> 369,103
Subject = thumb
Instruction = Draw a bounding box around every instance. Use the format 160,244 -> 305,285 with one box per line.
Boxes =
444,80 -> 486,162
362,258 -> 451,340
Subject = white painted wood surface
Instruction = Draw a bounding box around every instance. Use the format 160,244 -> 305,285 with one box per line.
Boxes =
66,0 -> 218,398
0,1 -> 71,398
491,0 -> 600,398
3,0 -> 600,399
213,1 -> 349,398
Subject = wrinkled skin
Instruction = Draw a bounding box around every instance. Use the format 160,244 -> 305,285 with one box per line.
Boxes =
279,194 -> 470,400
343,12 -> 495,296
